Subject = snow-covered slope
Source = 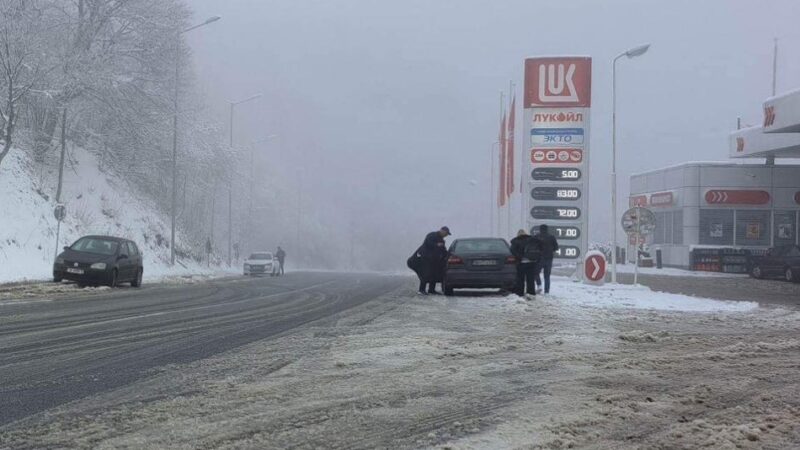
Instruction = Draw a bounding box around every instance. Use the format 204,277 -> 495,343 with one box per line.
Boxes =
0,147 -> 215,282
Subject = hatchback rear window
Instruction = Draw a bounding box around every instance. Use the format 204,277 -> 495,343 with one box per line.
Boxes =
249,253 -> 273,260
452,239 -> 509,254
70,237 -> 119,256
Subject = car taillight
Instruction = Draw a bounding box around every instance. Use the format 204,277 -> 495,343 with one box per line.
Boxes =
505,256 -> 517,264
448,256 -> 463,266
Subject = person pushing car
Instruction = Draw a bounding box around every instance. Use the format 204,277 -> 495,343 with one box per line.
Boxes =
407,226 -> 451,295
510,229 -> 540,299
534,224 -> 559,294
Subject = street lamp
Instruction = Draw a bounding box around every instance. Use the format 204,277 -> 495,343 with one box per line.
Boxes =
611,43 -> 650,283
227,93 -> 263,266
170,16 -> 221,266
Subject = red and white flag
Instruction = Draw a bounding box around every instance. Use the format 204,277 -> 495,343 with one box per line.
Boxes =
506,94 -> 515,197
498,112 -> 507,207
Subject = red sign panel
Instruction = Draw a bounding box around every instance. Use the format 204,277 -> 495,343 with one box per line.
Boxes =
650,192 -> 674,207
736,137 -> 745,153
584,254 -> 606,282
531,148 -> 583,164
705,190 -> 770,205
764,105 -> 776,127
630,195 -> 647,207
524,57 -> 592,108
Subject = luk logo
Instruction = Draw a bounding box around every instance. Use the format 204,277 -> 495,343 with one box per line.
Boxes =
539,64 -> 578,103
525,57 -> 591,107
764,105 -> 776,127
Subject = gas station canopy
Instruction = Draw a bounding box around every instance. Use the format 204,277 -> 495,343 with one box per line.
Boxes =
729,89 -> 800,159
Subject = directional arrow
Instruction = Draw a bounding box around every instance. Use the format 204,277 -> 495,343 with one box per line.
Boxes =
590,257 -> 600,279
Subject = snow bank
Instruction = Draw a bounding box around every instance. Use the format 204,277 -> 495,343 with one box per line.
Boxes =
546,277 -> 758,312
0,148 -> 221,283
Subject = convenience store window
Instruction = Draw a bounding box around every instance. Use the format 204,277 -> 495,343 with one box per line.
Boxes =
673,210 -> 684,245
735,210 -> 771,247
773,210 -> 797,246
699,209 -> 734,245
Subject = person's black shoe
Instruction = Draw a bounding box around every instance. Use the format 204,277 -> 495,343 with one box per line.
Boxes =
428,290 -> 442,295
417,290 -> 428,296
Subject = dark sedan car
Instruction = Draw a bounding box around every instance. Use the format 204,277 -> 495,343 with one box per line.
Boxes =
750,245 -> 800,282
442,238 -> 517,296
54,235 -> 144,287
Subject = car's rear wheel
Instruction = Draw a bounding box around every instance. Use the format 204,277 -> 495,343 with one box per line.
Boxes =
109,269 -> 118,288
751,265 -> 763,279
786,267 -> 797,283
131,268 -> 143,287
443,280 -> 454,296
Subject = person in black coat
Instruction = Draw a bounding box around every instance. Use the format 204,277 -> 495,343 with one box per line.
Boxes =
534,224 -> 559,294
407,226 -> 451,295
510,229 -> 540,298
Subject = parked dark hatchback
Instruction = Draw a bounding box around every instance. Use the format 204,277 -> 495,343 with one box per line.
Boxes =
750,245 -> 800,283
53,235 -> 144,287
442,238 -> 517,296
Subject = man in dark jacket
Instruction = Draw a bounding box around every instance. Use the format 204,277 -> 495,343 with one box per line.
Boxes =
276,246 -> 286,276
534,224 -> 559,294
409,226 -> 451,295
510,229 -> 540,298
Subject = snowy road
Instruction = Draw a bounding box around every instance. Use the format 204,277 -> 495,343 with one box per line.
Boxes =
1,275 -> 799,449
0,272 -> 404,426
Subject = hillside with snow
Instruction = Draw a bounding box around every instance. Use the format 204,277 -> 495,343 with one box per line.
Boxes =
0,147 -> 216,283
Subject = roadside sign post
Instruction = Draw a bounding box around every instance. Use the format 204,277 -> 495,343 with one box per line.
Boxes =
621,206 -> 656,285
583,250 -> 607,285
53,204 -> 66,260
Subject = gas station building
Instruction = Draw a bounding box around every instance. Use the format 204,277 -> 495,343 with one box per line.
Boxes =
628,89 -> 800,270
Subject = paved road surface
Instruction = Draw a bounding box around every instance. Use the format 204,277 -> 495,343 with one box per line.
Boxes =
0,272 -> 404,426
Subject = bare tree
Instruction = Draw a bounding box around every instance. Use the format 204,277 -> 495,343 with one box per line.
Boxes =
0,0 -> 46,170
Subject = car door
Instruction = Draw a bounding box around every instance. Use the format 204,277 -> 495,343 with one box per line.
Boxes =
786,246 -> 800,274
120,242 -> 136,280
764,246 -> 787,277
128,241 -> 143,277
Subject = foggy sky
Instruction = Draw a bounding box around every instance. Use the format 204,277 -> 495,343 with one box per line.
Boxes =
183,0 -> 800,256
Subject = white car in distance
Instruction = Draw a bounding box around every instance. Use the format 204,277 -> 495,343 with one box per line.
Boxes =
243,252 -> 279,276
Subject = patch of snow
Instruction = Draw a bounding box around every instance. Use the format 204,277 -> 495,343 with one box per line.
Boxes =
615,264 -> 749,278
546,277 -> 758,312
0,147 -> 223,283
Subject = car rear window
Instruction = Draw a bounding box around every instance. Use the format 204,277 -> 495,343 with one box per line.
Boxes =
452,239 -> 509,254
70,237 -> 119,256
249,253 -> 273,260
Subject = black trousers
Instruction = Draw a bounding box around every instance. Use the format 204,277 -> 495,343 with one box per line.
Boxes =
278,260 -> 285,275
515,263 -> 538,296
540,258 -> 553,293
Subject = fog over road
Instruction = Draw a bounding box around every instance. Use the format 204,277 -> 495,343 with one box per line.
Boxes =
0,272 -> 404,426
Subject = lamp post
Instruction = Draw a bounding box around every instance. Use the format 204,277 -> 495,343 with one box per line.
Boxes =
489,141 -> 500,236
611,43 -> 650,283
170,15 -> 220,266
227,93 -> 263,266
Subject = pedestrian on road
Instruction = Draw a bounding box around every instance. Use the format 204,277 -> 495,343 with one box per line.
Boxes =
408,226 -> 451,295
510,229 -> 540,299
534,224 -> 559,294
276,246 -> 286,276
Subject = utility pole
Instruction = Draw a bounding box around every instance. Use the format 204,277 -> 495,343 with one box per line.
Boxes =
170,16 -> 221,266
54,107 -> 67,259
